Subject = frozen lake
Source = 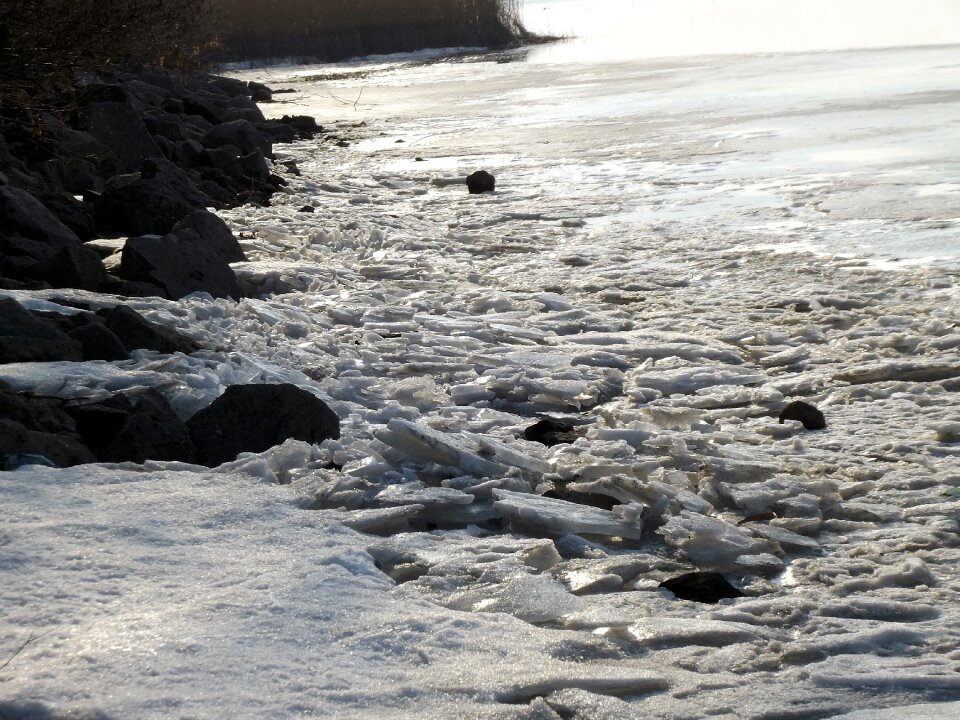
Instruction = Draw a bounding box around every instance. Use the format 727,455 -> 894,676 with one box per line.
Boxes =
2,7 -> 960,719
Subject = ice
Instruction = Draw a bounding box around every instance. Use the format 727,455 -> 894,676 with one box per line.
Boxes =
827,701 -> 960,719
602,619 -> 766,648
4,21 -> 960,720
659,511 -> 780,572
493,489 -> 645,540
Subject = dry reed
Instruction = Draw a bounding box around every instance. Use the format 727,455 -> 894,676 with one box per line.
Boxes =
215,0 -> 526,62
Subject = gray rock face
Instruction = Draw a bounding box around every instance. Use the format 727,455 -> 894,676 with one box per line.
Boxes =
187,384 -> 341,466
0,298 -> 83,363
119,229 -> 241,300
97,304 -> 198,354
201,119 -> 270,158
94,158 -> 210,236
83,97 -> 164,172
0,185 -> 81,250
172,210 -> 247,263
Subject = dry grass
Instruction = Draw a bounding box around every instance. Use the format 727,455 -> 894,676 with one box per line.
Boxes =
215,0 -> 525,62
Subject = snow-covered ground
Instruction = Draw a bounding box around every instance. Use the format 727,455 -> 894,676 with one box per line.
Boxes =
3,19 -> 960,720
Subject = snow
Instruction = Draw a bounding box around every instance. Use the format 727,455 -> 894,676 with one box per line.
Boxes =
3,13 -> 960,720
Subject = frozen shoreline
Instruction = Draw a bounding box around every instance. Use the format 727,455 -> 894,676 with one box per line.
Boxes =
3,45 -> 960,719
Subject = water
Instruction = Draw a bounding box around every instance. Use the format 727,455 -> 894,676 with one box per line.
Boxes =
246,1 -> 960,264
521,0 -> 960,62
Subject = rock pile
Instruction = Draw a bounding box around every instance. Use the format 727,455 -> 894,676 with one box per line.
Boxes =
0,69 -> 324,300
0,69 -> 341,469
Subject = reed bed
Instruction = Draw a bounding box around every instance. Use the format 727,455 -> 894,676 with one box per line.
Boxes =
215,0 -> 526,62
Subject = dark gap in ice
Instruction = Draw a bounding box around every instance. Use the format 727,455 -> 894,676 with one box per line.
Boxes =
658,572 -> 745,604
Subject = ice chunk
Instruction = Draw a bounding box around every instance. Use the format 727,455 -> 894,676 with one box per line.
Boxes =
375,418 -> 506,477
781,626 -> 927,664
450,572 -> 584,623
495,668 -> 669,703
374,482 -> 475,507
659,511 -> 779,572
826,701 -> 960,719
336,505 -> 423,535
628,366 -> 767,396
493,489 -> 645,540
602,618 -> 763,648
807,654 -> 960,691
831,558 -> 937,594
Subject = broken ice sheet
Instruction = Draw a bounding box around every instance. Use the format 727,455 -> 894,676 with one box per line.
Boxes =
659,511 -> 780,573
450,572 -> 585,623
493,489 -> 645,540
599,618 -> 768,648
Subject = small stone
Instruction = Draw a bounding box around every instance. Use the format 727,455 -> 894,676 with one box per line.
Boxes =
466,170 -> 495,194
778,400 -> 826,430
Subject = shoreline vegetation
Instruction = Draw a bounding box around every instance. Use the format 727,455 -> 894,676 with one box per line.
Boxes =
217,0 -> 534,64
0,0 -> 532,108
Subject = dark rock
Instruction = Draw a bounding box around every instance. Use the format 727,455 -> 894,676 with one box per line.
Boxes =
37,192 -> 95,241
0,185 -> 80,249
187,383 -> 340,466
173,139 -> 206,166
659,572 -> 745,604
182,92 -> 228,124
209,76 -> 249,97
778,400 -> 826,430
524,418 -> 579,447
0,298 -> 83,363
67,322 -> 130,361
257,122 -> 296,144
298,205 -> 315,213
143,111 -> 191,142
199,145 -> 244,180
0,389 -> 76,435
172,210 -> 247,263
163,97 -> 185,114
237,150 -> 269,181
201,119 -> 269,157
36,244 -> 106,291
119,229 -> 241,300
94,159 -> 210,236
106,390 -> 196,463
466,170 -> 496,194
247,81 -> 272,103
97,304 -> 198,354
279,115 -> 321,138
82,97 -> 164,172
99,276 -> 165,298
0,418 -> 97,467
66,396 -> 133,451
68,390 -> 197,464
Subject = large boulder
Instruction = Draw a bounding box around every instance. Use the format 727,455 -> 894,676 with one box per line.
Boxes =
93,158 -> 210,236
36,192 -> 96,241
97,305 -> 198,354
466,170 -> 496,194
36,244 -> 106,291
67,390 -> 197,464
118,229 -> 242,300
0,391 -> 95,467
0,419 -> 97,467
172,210 -> 247,262
0,298 -> 83,363
0,185 -> 81,250
82,94 -> 164,172
201,119 -> 271,158
187,384 -> 340,466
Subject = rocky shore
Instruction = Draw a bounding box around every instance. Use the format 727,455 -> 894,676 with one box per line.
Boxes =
0,68 -> 341,469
